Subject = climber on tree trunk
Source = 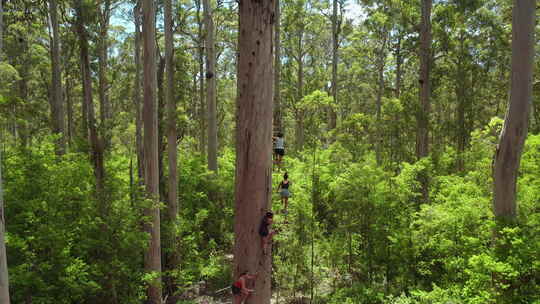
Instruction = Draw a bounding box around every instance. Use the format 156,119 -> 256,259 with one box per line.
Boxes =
259,212 -> 277,255
232,271 -> 256,304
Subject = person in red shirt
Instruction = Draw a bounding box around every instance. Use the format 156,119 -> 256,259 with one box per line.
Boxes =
231,271 -> 257,304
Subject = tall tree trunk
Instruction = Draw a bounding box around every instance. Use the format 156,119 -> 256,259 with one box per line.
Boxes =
375,29 -> 388,165
329,0 -> 340,134
66,77 -> 73,146
133,1 -> 144,180
492,2 -> 535,300
235,1 -> 275,303
80,73 -> 88,142
142,0 -> 162,302
295,112 -> 304,151
75,8 -> 114,301
203,0 -> 218,172
395,33 -> 402,99
76,7 -> 88,144
75,0 -> 105,195
164,0 -> 179,299
416,0 -> 432,202
0,0 -> 3,57
196,0 -> 206,154
0,139 -> 11,304
98,0 -> 112,149
17,41 -> 30,147
157,56 -> 166,203
273,0 -> 282,133
164,0 -> 177,224
455,32 -> 467,172
493,0 -> 535,221
295,38 -> 305,151
417,0 -> 432,159
49,0 -> 65,154
392,32 -> 403,165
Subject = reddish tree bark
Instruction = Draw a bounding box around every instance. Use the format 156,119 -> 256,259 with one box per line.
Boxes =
234,0 -> 275,303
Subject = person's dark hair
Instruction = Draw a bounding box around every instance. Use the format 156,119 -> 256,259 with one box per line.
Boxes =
283,172 -> 288,180
266,212 -> 273,218
277,132 -> 283,138
240,271 -> 248,277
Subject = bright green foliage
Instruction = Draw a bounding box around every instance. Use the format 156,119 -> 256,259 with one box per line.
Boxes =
268,129 -> 539,304
1,0 -> 539,303
4,141 -> 144,302
172,150 -> 235,289
3,141 -> 239,302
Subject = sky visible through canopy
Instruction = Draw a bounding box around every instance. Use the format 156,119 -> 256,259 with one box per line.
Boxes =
110,0 -> 365,35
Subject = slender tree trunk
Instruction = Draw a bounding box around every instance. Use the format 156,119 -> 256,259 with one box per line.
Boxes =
234,1 -> 275,303
142,0 -> 162,302
75,7 -> 88,144
164,0 -> 177,224
66,78 -> 73,146
395,33 -> 402,99
329,0 -> 340,134
295,112 -> 304,151
75,9 -> 115,301
98,0 -> 112,149
203,0 -> 218,172
196,0 -> 206,154
295,44 -> 305,151
0,139 -> 11,304
164,0 -> 179,299
134,2 -> 144,180
456,33 -> 467,172
76,0 -> 105,194
17,42 -> 30,147
493,0 -> 535,221
49,0 -> 65,154
80,72 -> 88,142
157,56 -> 166,203
417,0 -> 432,159
375,30 -> 388,165
416,0 -> 432,202
273,0 -> 282,133
392,33 -> 403,165
0,0 -> 3,58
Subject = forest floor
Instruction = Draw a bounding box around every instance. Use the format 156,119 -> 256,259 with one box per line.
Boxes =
193,294 -> 306,304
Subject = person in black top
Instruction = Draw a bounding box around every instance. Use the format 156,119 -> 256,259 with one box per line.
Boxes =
259,212 -> 277,255
277,172 -> 291,211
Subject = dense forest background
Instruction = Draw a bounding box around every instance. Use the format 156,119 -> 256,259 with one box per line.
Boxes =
0,0 -> 539,303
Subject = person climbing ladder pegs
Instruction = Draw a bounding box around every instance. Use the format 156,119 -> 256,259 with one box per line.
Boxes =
277,172 -> 291,212
259,212 -> 277,255
231,271 -> 257,304
273,132 -> 285,168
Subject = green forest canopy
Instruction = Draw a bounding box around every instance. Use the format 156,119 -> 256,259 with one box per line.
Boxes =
0,0 -> 538,303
